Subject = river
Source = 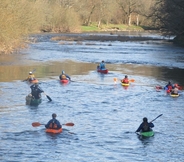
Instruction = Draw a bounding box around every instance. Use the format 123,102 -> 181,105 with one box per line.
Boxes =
0,32 -> 184,162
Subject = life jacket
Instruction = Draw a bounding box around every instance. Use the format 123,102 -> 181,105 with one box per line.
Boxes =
171,87 -> 178,95
49,121 -> 58,129
61,74 -> 67,80
166,85 -> 173,93
122,78 -> 129,84
28,74 -> 35,81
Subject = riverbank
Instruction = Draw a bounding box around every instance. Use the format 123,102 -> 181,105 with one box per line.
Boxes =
51,31 -> 167,42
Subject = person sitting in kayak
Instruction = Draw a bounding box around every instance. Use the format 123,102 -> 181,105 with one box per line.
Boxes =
45,113 -> 61,130
99,60 -> 106,70
24,71 -> 36,82
121,75 -> 129,84
30,83 -> 44,99
171,84 -> 179,95
164,81 -> 174,93
135,117 -> 154,133
59,70 -> 71,80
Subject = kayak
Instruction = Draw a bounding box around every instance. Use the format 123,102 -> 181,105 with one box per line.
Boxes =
60,79 -> 69,84
26,94 -> 42,106
170,93 -> 179,98
121,82 -> 129,86
97,68 -> 108,74
29,79 -> 39,84
140,131 -> 154,137
45,128 -> 62,134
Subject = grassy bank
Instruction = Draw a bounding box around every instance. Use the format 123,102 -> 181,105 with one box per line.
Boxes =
81,24 -> 144,32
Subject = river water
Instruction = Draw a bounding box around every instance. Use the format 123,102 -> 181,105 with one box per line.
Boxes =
0,32 -> 184,162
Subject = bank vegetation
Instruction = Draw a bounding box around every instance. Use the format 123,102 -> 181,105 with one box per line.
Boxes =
0,0 -> 183,54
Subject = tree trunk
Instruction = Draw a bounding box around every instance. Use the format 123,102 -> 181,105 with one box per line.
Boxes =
136,14 -> 139,26
128,14 -> 131,26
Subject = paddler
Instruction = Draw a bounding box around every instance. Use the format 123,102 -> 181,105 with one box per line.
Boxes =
121,75 -> 129,84
45,113 -> 62,130
23,71 -> 36,82
135,117 -> 154,133
59,70 -> 71,80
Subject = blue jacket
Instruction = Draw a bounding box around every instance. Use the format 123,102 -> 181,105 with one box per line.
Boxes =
99,62 -> 105,69
45,118 -> 61,129
136,122 -> 154,132
164,83 -> 174,90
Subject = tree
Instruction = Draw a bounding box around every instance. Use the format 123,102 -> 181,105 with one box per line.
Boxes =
151,0 -> 184,36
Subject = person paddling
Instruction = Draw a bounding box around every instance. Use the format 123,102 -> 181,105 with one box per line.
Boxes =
135,117 -> 154,133
171,84 -> 179,95
98,60 -> 106,70
45,113 -> 61,130
121,75 -> 129,84
164,81 -> 174,93
59,70 -> 71,80
30,83 -> 44,99
23,71 -> 36,82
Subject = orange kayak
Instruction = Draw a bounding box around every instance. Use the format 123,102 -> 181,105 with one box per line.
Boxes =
29,79 -> 39,84
45,128 -> 62,134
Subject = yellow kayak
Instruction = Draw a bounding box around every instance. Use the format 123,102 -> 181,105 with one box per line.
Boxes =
121,83 -> 129,86
170,93 -> 179,98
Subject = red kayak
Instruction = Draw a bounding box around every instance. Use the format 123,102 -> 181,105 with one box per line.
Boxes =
97,68 -> 108,74
60,79 -> 69,84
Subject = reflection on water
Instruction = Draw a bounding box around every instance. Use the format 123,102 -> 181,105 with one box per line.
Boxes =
0,61 -> 184,85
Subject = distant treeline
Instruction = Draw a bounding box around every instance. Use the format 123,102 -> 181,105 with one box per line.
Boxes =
0,0 -> 183,54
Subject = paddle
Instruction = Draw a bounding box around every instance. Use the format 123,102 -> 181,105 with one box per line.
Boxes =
32,122 -> 74,127
43,92 -> 52,101
149,114 -> 163,123
113,78 -> 135,83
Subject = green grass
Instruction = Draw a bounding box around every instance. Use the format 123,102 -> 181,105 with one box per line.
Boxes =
81,25 -> 100,32
81,23 -> 144,32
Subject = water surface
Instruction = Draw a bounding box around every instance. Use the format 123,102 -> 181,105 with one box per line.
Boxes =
0,32 -> 184,162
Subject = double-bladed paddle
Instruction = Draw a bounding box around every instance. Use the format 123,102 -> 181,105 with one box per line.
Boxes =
149,114 -> 163,123
43,92 -> 52,101
113,78 -> 135,83
32,122 -> 74,127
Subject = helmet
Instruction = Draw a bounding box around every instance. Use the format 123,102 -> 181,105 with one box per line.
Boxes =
62,70 -> 65,74
52,113 -> 57,118
102,60 -> 104,63
29,71 -> 32,75
143,117 -> 148,122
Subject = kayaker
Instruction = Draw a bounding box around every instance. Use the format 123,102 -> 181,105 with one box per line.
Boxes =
164,81 -> 174,93
59,70 -> 71,80
30,83 -> 44,99
99,60 -> 106,70
121,75 -> 129,84
135,117 -> 154,133
171,84 -> 179,95
45,113 -> 62,130
24,71 -> 36,82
